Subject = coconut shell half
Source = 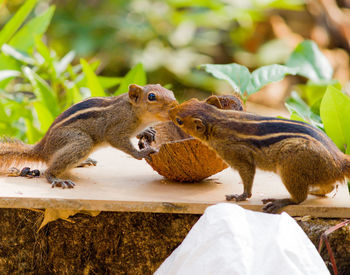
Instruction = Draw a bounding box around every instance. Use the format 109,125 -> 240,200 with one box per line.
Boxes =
141,122 -> 228,182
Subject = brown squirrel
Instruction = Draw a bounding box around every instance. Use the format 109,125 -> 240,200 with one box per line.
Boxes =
168,96 -> 349,213
0,84 -> 177,188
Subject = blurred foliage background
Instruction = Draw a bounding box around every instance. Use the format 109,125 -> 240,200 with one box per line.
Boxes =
2,0 -> 350,99
1,0 -> 350,143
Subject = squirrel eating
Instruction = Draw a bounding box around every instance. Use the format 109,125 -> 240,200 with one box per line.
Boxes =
169,96 -> 350,213
0,84 -> 177,188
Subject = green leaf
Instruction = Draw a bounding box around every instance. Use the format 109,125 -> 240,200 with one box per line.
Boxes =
290,111 -> 308,123
80,59 -> 105,97
0,70 -> 21,82
286,40 -> 333,82
201,63 -> 298,97
0,0 -> 38,48
25,118 -> 41,144
115,63 -> 147,95
1,44 -> 35,64
33,101 -> 54,132
246,64 -> 298,95
320,85 -> 350,152
34,36 -> 52,63
22,66 -> 60,117
63,85 -> 80,108
285,91 -> 323,128
200,63 -> 250,95
0,54 -> 20,88
8,6 -> 55,52
71,85 -> 83,103
0,53 -> 20,71
55,51 -> 75,75
0,100 -> 10,123
98,76 -> 122,89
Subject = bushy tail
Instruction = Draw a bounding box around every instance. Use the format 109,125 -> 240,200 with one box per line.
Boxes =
0,138 -> 43,172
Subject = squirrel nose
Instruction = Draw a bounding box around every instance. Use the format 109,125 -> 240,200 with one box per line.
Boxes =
168,106 -> 177,119
169,101 -> 179,108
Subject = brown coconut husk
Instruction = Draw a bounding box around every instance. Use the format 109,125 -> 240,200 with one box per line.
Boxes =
145,122 -> 228,182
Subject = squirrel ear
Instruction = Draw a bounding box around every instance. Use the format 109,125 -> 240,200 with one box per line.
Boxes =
192,118 -> 206,134
128,84 -> 143,104
205,95 -> 223,109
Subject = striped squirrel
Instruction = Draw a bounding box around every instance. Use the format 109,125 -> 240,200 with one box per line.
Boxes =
169,97 -> 349,213
0,84 -> 177,188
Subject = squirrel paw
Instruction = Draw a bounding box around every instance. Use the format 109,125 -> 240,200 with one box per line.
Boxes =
225,193 -> 249,202
138,147 -> 158,161
262,198 -> 296,214
7,167 -> 21,177
51,179 -> 75,189
137,128 -> 156,149
262,201 -> 282,214
76,158 -> 97,168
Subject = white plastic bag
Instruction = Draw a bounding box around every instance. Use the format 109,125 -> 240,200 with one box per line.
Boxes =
155,203 -> 329,275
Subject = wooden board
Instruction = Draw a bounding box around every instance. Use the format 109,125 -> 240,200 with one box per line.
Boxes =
0,147 -> 349,218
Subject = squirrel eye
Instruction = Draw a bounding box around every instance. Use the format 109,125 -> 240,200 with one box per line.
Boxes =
148,92 -> 156,101
176,118 -> 183,125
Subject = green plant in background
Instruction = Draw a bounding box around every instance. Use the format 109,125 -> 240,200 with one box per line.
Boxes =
201,40 -> 350,155
1,0 -> 303,91
200,63 -> 298,100
200,41 -> 331,100
0,0 -> 146,143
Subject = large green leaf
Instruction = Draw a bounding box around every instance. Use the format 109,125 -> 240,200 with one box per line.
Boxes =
80,58 -> 105,97
200,63 -> 250,94
22,66 -> 60,117
0,0 -> 38,48
115,63 -> 147,95
246,64 -> 298,95
9,6 -> 55,52
298,80 -> 341,107
320,85 -> 350,153
286,40 -> 333,82
201,63 -> 297,96
33,101 -> 54,132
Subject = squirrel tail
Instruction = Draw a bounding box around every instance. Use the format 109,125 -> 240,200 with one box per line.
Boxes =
0,138 -> 44,171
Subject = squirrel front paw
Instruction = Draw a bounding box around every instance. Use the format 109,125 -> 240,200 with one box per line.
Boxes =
137,128 -> 156,149
137,147 -> 158,160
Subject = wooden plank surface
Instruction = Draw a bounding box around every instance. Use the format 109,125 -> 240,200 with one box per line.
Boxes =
0,147 -> 349,217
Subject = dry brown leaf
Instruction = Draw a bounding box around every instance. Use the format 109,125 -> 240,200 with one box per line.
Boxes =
37,208 -> 101,232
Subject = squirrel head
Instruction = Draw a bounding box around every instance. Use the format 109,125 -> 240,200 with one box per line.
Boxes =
169,94 -> 244,139
169,98 -> 212,140
128,84 -> 178,122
